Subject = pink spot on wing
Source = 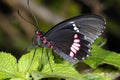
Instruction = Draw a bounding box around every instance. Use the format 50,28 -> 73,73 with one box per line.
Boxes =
74,34 -> 78,38
69,51 -> 74,58
74,39 -> 80,43
72,44 -> 80,51
71,47 -> 77,53
50,45 -> 54,49
69,33 -> 81,56
73,43 -> 80,47
43,39 -> 47,44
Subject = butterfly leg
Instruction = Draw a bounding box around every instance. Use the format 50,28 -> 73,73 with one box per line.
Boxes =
46,49 -> 53,72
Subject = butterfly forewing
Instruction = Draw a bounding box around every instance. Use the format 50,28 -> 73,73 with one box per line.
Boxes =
43,14 -> 106,63
75,15 -> 105,43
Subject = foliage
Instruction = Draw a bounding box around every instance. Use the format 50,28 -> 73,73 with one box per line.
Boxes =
0,37 -> 120,80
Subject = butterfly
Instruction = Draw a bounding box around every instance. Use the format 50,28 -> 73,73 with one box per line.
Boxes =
35,14 -> 106,64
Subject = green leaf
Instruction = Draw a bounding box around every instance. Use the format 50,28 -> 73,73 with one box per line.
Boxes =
31,64 -> 111,80
93,37 -> 106,47
10,78 -> 26,80
31,63 -> 82,80
0,52 -> 17,79
84,45 -> 120,69
0,45 -> 117,80
29,48 -> 81,80
30,46 -> 112,80
18,49 -> 41,73
82,73 -> 111,80
17,48 -> 54,79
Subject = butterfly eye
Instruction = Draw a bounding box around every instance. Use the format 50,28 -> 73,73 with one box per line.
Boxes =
35,30 -> 41,35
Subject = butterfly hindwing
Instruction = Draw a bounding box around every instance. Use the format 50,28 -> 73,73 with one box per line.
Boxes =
46,29 -> 91,62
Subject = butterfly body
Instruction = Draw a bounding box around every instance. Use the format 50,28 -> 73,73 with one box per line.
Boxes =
35,14 -> 106,63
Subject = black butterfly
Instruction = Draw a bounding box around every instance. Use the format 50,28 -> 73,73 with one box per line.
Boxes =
35,14 -> 106,64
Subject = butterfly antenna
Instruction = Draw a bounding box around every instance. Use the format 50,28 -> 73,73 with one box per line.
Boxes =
27,0 -> 40,29
17,9 -> 36,26
46,49 -> 53,72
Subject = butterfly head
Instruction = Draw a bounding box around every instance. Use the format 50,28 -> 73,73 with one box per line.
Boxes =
35,29 -> 43,37
34,29 -> 44,46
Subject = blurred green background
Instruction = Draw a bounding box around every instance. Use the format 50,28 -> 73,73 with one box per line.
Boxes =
0,0 -> 120,59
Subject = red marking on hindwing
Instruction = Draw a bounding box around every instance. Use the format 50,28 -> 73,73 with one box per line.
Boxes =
70,51 -> 74,58
74,39 -> 80,43
71,47 -> 77,53
74,34 -> 78,38
69,34 -> 81,58
73,43 -> 80,47
43,39 -> 47,44
72,44 -> 80,51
